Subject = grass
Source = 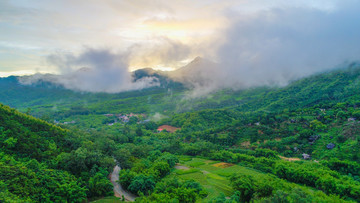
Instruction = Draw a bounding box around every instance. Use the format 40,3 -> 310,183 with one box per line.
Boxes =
172,156 -> 346,202
189,161 -> 205,167
175,168 -> 199,175
171,156 -> 267,202
178,155 -> 193,163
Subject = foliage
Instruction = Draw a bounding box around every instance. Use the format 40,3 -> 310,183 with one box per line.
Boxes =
0,104 -> 113,201
1,64 -> 360,202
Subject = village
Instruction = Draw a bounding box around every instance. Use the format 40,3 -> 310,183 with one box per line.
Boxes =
103,113 -> 180,132
103,113 -> 148,125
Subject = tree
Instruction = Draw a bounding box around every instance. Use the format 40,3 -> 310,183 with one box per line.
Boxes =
114,148 -> 133,169
254,148 -> 279,159
158,153 -> 179,168
136,126 -> 143,137
174,188 -> 197,203
151,161 -> 170,178
119,170 -> 136,189
230,174 -> 255,202
128,175 -> 155,195
88,172 -> 113,198
310,120 -> 327,132
352,110 -> 360,119
4,137 -> 17,149
54,181 -> 87,202
336,110 -> 347,120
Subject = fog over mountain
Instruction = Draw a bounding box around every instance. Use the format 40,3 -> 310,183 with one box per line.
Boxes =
19,48 -> 160,93
18,1 -> 360,95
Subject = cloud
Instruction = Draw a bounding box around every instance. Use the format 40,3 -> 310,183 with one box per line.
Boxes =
20,48 -> 160,93
18,37 -> 194,93
149,112 -> 167,122
175,1 -> 360,96
6,1 -> 360,96
0,0 -> 228,73
127,37 -> 193,69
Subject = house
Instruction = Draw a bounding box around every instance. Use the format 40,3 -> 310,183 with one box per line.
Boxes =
302,153 -> 311,160
157,125 -> 180,133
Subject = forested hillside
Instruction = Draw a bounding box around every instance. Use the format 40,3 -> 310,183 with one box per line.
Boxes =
0,104 -> 115,202
1,64 -> 360,202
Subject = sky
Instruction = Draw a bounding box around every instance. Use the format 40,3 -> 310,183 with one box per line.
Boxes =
1,0 -> 360,93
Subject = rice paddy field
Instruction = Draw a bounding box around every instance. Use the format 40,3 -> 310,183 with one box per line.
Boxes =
169,156 -> 265,202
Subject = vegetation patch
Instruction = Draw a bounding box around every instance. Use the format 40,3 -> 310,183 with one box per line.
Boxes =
189,161 -> 205,167
175,168 -> 199,175
174,164 -> 190,170
213,162 -> 234,168
279,155 -> 301,162
178,156 -> 193,163
240,141 -> 251,147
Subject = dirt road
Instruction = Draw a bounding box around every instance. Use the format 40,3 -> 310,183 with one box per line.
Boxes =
110,165 -> 137,201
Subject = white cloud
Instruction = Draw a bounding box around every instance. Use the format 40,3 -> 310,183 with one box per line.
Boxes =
2,0 -> 360,94
173,0 -> 360,95
19,48 -> 160,92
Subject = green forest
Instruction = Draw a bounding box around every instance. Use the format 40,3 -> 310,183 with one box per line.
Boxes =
1,64 -> 360,202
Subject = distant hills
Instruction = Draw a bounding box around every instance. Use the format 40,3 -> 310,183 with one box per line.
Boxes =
1,61 -> 360,202
1,60 -> 360,116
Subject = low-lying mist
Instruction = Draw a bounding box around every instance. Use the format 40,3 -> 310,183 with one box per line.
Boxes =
19,48 -> 160,93
20,1 -> 360,96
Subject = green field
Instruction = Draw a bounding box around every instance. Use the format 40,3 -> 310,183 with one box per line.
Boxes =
169,156 -> 350,202
170,156 -> 265,201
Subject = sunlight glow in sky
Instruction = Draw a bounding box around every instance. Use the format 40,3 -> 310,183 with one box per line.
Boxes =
0,0 -> 352,76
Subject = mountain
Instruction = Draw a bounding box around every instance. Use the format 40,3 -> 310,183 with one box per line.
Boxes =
1,62 -> 360,118
132,67 -> 184,89
1,61 -> 360,202
166,57 -> 223,90
0,57 -> 218,104
170,57 -> 217,77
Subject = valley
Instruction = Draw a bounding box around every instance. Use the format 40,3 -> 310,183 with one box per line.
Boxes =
2,1 -> 360,202
1,64 -> 360,202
